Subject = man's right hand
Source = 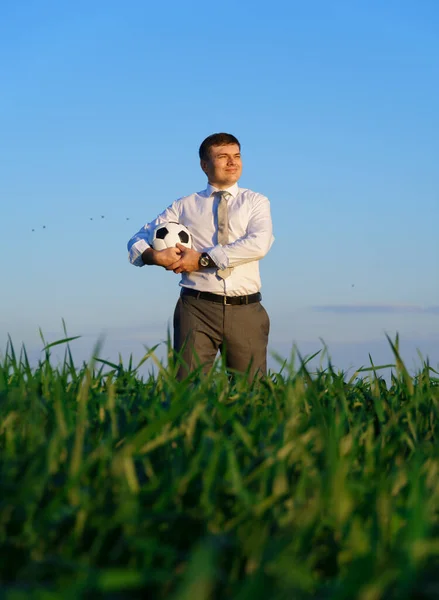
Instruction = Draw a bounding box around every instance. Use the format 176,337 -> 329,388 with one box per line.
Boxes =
141,247 -> 182,268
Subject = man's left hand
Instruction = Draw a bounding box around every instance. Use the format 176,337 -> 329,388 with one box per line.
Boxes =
168,244 -> 201,274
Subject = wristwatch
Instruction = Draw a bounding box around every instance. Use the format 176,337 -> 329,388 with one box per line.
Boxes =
199,252 -> 215,268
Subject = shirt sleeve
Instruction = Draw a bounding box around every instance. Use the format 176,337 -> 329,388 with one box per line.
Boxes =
127,201 -> 181,266
208,194 -> 274,269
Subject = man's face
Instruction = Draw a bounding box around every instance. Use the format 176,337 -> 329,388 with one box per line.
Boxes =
201,144 -> 243,188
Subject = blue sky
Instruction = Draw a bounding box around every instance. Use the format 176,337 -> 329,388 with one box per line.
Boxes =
1,0 -> 438,374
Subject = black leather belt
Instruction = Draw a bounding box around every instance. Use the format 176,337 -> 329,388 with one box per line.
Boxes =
181,288 -> 261,306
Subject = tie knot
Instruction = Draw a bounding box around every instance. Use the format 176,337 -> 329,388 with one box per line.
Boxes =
217,190 -> 229,200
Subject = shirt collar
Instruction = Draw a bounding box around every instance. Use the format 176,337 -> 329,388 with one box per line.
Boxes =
206,182 -> 239,198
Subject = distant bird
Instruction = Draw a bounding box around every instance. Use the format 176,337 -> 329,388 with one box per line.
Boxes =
28,215 -> 134,233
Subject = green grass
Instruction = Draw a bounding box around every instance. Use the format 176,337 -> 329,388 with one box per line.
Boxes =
1,332 -> 439,599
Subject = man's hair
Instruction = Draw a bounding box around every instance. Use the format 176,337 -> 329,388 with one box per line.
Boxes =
199,133 -> 241,161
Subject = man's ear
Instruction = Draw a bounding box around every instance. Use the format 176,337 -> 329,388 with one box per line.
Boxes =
200,159 -> 208,175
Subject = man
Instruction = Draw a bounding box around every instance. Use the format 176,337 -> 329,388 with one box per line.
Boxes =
127,133 -> 274,380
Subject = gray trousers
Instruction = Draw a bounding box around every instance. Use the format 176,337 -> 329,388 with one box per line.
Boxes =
173,293 -> 270,381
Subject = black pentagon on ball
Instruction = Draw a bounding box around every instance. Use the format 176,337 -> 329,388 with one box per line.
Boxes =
178,230 -> 189,244
155,227 -> 169,239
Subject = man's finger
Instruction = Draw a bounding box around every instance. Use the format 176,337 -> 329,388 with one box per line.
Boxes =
167,259 -> 182,271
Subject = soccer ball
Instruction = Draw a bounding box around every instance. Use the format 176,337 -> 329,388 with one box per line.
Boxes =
152,222 -> 192,251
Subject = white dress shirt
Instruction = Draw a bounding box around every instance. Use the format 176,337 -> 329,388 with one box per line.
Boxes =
127,182 -> 274,296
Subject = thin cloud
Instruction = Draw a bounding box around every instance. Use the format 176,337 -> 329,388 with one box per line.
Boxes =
311,305 -> 439,315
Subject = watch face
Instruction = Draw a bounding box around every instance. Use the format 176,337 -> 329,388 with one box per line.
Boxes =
200,256 -> 209,267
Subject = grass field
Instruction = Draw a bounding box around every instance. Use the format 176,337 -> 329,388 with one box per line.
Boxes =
1,332 -> 439,599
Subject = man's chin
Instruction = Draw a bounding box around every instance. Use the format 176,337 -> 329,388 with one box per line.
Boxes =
221,176 -> 240,187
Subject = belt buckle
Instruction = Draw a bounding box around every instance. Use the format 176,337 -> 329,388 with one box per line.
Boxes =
223,295 -> 228,305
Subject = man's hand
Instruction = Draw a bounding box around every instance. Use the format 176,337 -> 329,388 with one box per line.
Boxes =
149,247 -> 182,268
168,243 -> 201,274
